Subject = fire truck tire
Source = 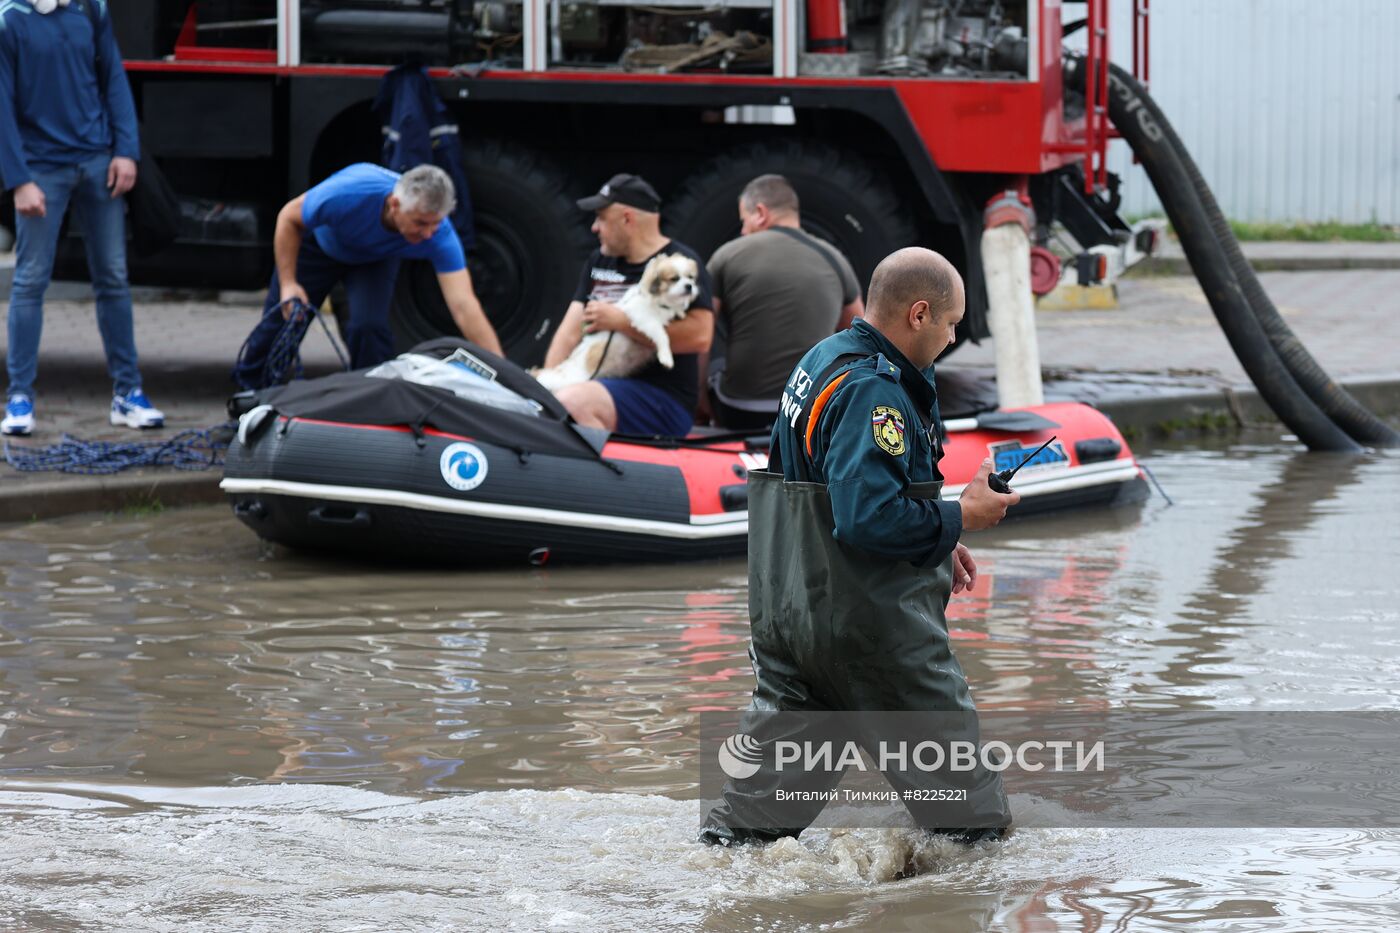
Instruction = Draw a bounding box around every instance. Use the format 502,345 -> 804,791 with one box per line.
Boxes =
388,139 -> 592,367
665,141 -> 918,299
0,194 -> 13,252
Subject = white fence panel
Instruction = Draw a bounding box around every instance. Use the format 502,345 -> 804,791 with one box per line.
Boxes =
1100,0 -> 1400,224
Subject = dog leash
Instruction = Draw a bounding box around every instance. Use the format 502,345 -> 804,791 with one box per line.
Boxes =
588,333 -> 617,380
582,293 -> 617,380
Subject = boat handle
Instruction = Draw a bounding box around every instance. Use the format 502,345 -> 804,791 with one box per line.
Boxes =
307,505 -> 373,528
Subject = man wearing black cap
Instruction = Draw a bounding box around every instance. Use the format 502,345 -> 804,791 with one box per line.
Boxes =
542,174 -> 714,436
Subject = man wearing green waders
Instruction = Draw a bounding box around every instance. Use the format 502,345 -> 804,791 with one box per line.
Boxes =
701,247 -> 1019,846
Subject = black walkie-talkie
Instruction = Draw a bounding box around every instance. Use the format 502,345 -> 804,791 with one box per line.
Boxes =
987,435 -> 1058,494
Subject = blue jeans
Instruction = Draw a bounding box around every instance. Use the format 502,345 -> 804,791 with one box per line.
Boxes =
6,153 -> 142,399
231,236 -> 400,389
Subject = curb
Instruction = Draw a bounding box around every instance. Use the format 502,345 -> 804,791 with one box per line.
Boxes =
0,469 -> 224,525
0,270 -> 217,303
1095,374 -> 1400,441
0,258 -> 243,304
1134,256 -> 1400,276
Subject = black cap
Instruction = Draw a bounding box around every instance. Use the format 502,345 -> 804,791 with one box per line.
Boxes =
577,174 -> 662,213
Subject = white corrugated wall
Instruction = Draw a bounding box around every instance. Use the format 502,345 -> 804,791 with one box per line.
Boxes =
1098,0 -> 1400,224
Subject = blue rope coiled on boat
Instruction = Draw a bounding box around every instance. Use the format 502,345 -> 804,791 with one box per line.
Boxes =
233,298 -> 351,390
4,424 -> 235,475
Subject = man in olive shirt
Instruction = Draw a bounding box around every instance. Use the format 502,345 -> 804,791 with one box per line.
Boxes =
706,175 -> 864,430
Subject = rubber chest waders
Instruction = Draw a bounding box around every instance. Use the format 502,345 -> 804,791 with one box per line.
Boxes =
703,358 -> 1010,842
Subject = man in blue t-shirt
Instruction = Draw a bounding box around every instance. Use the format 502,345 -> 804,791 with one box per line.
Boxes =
232,163 -> 501,388
1,0 -> 163,436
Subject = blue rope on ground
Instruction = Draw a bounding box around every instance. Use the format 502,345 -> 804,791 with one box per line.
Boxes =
3,423 -> 236,475
6,300 -> 353,475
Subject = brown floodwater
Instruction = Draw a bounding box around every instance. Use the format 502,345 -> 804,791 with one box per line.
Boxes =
0,435 -> 1397,931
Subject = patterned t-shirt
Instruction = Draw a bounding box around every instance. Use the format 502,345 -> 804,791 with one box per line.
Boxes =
571,240 -> 714,412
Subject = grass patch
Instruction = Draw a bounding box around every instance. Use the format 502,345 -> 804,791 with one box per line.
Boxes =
111,496 -> 165,519
1228,221 -> 1400,243
1152,411 -> 1237,436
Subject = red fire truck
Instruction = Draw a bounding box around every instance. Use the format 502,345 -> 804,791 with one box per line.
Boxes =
60,0 -> 1143,364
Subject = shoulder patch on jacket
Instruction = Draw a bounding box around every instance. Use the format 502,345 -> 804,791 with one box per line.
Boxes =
871,405 -> 907,455
872,354 -> 901,381
0,2 -> 34,27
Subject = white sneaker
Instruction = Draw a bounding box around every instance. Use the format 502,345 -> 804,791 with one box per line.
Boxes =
2,394 -> 34,436
110,389 -> 165,429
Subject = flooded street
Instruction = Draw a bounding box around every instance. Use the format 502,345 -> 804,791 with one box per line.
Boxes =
1,434 -> 1398,931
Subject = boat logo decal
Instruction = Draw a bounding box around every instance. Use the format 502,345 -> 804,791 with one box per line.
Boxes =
440,442 -> 489,492
988,438 -> 1069,476
871,406 -> 906,456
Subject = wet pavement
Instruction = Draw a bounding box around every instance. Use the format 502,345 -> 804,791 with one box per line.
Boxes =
0,289 -> 345,520
945,267 -> 1400,415
0,435 -> 1397,929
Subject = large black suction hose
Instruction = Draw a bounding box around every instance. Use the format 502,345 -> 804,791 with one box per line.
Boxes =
1065,58 -> 1361,452
1119,65 -> 1399,447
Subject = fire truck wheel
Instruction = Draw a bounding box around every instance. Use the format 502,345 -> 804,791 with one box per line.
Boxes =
388,140 -> 592,366
0,193 -> 13,252
665,141 -> 918,300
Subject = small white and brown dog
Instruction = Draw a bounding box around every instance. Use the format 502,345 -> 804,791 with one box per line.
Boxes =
534,253 -> 699,392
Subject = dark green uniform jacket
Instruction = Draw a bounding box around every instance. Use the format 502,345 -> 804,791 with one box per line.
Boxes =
702,320 -> 1009,844
772,319 -> 961,564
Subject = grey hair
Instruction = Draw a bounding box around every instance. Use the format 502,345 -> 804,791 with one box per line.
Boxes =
740,174 -> 800,215
393,165 -> 457,216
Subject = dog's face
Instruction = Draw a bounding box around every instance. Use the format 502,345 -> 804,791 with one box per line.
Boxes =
640,254 -> 700,315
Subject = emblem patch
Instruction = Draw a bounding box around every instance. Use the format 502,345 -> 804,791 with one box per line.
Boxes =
871,406 -> 906,455
440,442 -> 489,492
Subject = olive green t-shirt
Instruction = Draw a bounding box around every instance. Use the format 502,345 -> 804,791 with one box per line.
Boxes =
708,227 -> 861,400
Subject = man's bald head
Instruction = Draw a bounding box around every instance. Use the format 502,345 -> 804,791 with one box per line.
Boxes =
863,247 -> 965,368
865,247 -> 961,325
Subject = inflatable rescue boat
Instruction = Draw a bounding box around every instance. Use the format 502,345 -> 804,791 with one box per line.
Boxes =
221,340 -> 1147,565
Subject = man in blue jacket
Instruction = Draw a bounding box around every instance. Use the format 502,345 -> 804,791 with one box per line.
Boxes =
701,247 -> 1019,846
232,163 -> 501,388
1,0 -> 163,435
